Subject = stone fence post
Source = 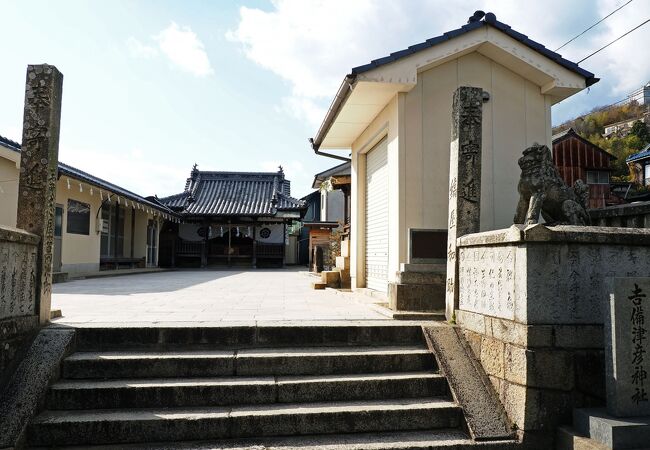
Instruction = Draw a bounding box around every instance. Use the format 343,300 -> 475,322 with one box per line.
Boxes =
16,64 -> 63,324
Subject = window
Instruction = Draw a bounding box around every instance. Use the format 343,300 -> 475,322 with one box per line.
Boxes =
586,171 -> 609,185
66,199 -> 90,235
100,203 -> 125,257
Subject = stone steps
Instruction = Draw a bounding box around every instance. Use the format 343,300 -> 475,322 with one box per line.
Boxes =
30,430 -> 521,450
62,346 -> 435,379
29,398 -> 462,446
28,324 -> 517,447
47,372 -> 448,409
67,324 -> 425,350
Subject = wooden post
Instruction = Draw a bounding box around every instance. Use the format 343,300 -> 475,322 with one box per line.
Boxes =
445,86 -> 484,322
16,64 -> 63,324
227,220 -> 232,267
252,221 -> 257,268
200,220 -> 208,268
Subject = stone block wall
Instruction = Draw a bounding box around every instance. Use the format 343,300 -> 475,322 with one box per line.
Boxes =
455,224 -> 650,441
458,309 -> 604,432
0,225 -> 40,389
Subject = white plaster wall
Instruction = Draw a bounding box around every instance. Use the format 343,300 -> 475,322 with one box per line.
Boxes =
0,152 -> 19,227
349,52 -> 552,289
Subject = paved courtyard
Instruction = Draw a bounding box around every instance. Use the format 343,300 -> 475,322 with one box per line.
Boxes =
52,268 -> 388,324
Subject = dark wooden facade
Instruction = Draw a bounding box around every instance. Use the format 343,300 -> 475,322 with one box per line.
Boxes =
552,128 -> 616,209
159,168 -> 305,268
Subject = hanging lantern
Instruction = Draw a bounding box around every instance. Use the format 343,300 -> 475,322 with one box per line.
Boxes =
100,190 -> 103,200
247,226 -> 251,238
66,178 -> 70,190
236,226 -> 240,237
79,183 -> 83,193
90,187 -> 94,196
220,226 -> 223,237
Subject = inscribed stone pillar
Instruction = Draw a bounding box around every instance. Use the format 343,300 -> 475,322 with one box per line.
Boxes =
445,86 -> 483,321
16,64 -> 63,324
606,278 -> 650,417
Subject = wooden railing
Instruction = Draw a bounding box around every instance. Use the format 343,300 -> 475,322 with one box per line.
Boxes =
256,243 -> 284,258
176,240 -> 202,256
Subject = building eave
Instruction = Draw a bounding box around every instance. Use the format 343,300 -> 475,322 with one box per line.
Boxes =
310,12 -> 597,152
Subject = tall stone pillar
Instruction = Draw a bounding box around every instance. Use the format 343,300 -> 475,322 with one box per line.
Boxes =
445,86 -> 484,321
16,64 -> 63,324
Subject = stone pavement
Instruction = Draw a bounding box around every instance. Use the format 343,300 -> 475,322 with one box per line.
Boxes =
52,268 -> 389,324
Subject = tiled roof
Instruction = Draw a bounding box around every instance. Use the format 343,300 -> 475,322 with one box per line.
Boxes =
627,143 -> 650,163
0,134 -> 20,151
159,169 -> 306,217
552,128 -> 616,160
351,11 -> 598,87
312,161 -> 351,189
0,134 -> 176,215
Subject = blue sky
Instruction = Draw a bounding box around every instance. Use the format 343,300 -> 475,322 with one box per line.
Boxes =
1,0 -> 648,199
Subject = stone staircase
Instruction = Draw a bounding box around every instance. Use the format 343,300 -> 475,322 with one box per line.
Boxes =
27,325 -> 518,448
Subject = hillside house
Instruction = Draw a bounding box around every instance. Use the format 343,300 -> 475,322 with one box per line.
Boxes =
603,114 -> 649,139
551,128 -> 616,208
627,143 -> 650,186
310,11 -> 597,293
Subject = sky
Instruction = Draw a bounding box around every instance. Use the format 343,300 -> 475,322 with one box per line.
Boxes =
0,0 -> 648,199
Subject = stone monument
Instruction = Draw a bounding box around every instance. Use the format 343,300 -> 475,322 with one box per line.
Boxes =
445,86 -> 484,321
16,64 -> 63,324
572,277 -> 650,449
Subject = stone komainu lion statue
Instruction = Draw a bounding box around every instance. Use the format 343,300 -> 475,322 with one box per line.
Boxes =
514,143 -> 590,226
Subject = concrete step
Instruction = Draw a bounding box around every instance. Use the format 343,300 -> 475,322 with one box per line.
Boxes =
321,270 -> 341,288
69,325 -> 426,350
28,398 -> 462,446
400,263 -> 446,273
312,281 -> 327,289
48,372 -> 448,409
62,346 -> 436,379
389,284 -> 445,312
28,429 -> 522,449
396,271 -> 446,285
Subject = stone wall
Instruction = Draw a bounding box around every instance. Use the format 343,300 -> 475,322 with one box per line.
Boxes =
455,224 -> 650,441
0,225 -> 40,389
590,201 -> 650,228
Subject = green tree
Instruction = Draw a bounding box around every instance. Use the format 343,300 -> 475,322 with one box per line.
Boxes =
629,120 -> 650,144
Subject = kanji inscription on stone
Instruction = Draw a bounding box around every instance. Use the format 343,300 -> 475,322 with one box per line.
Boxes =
445,86 -> 484,321
606,278 -> 650,417
16,64 -> 63,324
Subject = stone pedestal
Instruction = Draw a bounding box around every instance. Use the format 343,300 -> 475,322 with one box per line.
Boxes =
445,86 -> 484,321
455,224 -> 650,443
16,64 -> 63,324
388,262 -> 446,312
573,408 -> 650,449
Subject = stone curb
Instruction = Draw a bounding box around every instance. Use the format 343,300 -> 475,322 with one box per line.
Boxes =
0,327 -> 75,449
422,325 -> 516,441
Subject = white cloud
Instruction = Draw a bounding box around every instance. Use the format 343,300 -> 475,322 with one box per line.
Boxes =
228,0 -> 650,126
276,96 -> 326,128
126,37 -> 158,59
58,145 -> 188,198
154,22 -> 214,77
127,22 -> 214,77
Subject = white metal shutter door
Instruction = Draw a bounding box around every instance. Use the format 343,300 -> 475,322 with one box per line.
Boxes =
365,137 -> 389,292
